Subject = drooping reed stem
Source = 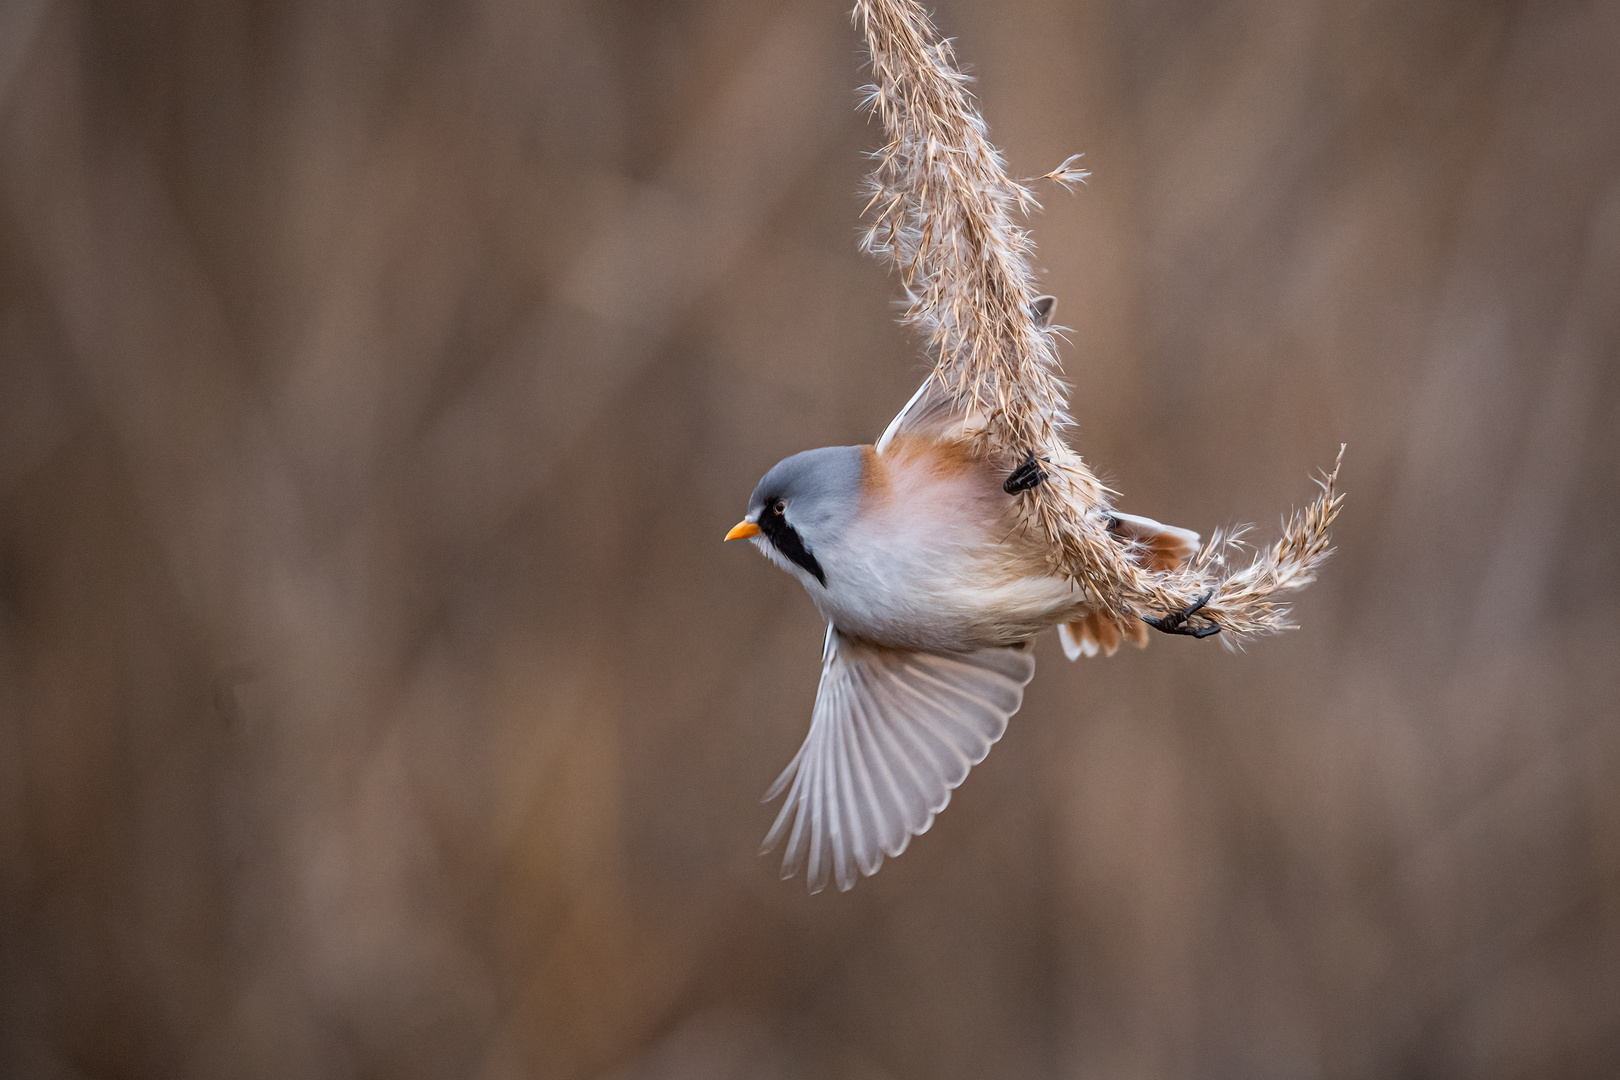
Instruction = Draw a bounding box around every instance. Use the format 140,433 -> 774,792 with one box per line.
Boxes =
854,0 -> 1342,637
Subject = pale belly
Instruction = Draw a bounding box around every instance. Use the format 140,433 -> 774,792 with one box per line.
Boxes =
810,497 -> 1090,652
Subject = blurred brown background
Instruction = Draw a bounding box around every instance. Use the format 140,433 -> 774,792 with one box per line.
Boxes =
2,0 -> 1617,1077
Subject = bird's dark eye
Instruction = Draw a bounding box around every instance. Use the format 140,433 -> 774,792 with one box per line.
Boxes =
773,499 -> 786,515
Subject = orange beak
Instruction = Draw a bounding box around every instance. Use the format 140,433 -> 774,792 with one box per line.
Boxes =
724,520 -> 761,541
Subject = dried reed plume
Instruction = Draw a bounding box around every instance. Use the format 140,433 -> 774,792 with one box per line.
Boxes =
854,0 -> 1343,638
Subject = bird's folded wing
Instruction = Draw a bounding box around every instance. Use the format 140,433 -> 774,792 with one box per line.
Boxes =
1107,511 -> 1201,571
876,296 -> 1056,454
762,627 -> 1036,892
1056,512 -> 1200,660
1058,611 -> 1149,659
874,374 -> 966,453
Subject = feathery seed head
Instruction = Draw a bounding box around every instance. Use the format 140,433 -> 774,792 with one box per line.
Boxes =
853,0 -> 1342,638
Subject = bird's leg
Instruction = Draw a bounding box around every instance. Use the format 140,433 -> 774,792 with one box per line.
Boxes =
1004,452 -> 1050,494
1143,590 -> 1220,637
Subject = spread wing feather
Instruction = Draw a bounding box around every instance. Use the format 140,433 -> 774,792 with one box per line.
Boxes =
762,627 -> 1035,892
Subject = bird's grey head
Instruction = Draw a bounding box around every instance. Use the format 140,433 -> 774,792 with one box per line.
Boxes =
736,445 -> 865,588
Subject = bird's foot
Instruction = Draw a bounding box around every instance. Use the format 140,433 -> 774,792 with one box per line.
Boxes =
1143,590 -> 1221,638
1004,452 -> 1050,494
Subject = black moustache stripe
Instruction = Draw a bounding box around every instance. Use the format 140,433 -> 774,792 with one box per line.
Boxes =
759,505 -> 826,586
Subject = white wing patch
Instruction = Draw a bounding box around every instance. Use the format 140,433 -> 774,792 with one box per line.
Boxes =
762,627 -> 1036,892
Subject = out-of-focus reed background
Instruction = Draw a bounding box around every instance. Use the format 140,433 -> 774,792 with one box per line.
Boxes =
2,0 -> 1617,1077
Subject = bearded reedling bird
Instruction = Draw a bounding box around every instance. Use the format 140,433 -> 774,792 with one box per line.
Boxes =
726,300 -> 1204,893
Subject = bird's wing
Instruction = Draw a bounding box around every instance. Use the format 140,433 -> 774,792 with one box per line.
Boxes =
761,626 -> 1035,892
874,372 -> 966,453
875,298 -> 1057,454
1107,511 -> 1201,571
1057,611 -> 1149,659
1056,512 -> 1202,660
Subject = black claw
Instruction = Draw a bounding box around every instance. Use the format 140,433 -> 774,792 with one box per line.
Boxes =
1143,590 -> 1220,637
1004,452 -> 1050,494
1182,590 -> 1211,620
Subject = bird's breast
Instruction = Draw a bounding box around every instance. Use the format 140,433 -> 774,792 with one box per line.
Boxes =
812,442 -> 1084,651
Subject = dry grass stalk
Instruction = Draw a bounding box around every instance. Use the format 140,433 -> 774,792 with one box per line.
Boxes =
853,0 -> 1343,638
